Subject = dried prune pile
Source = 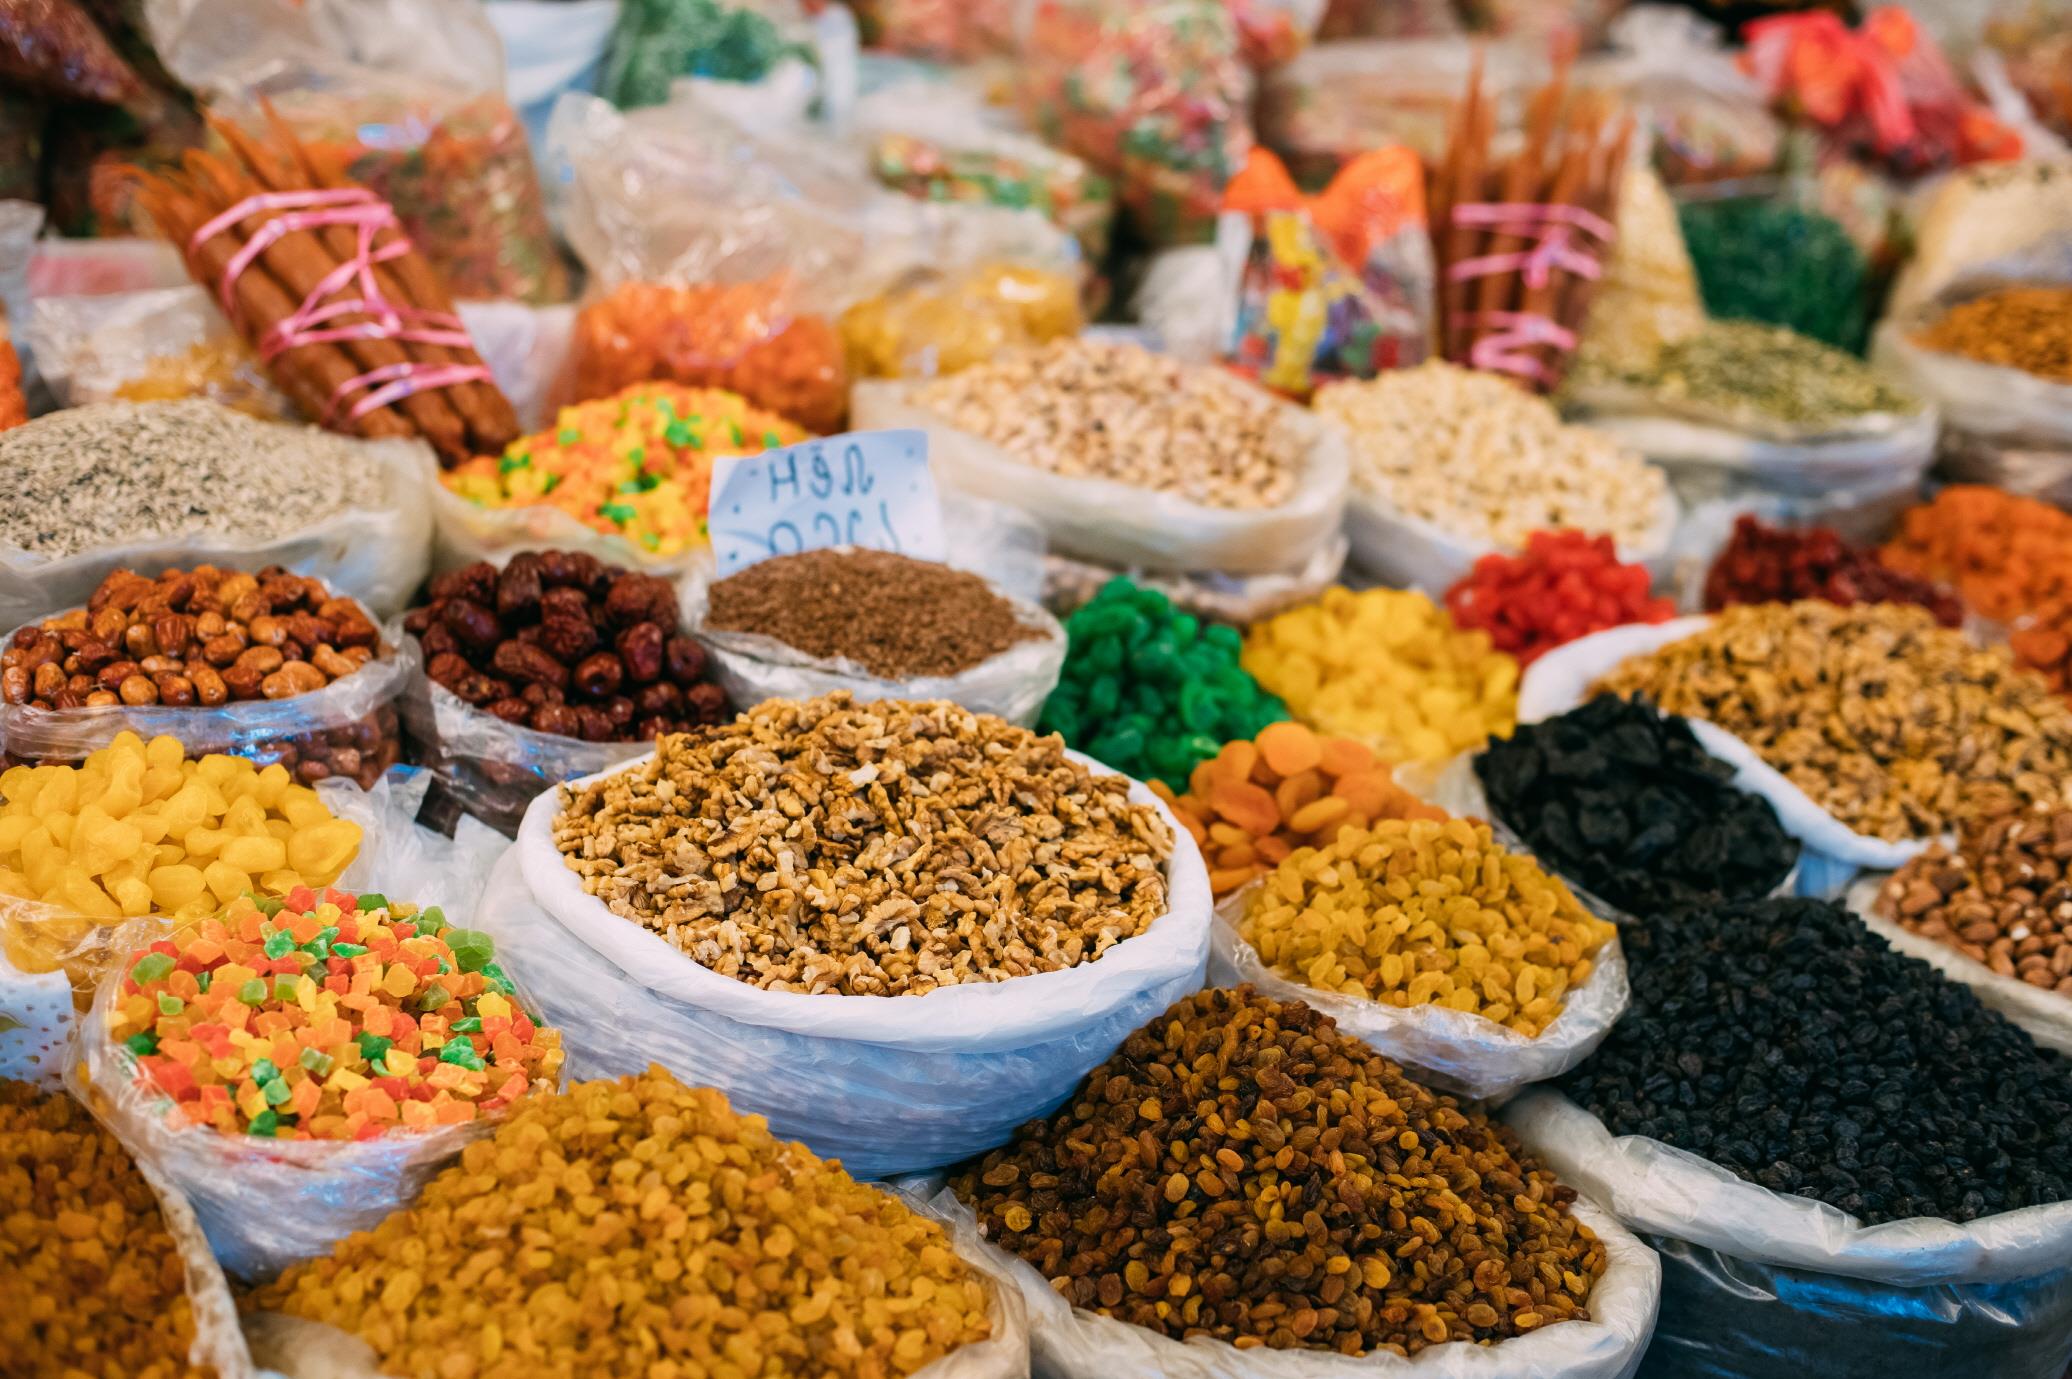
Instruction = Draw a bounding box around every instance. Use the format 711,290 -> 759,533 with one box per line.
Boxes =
1475,695 -> 1799,915
1560,897 -> 2072,1224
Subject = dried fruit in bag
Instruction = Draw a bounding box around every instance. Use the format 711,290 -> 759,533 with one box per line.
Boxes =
841,263 -> 1082,380
569,278 -> 847,432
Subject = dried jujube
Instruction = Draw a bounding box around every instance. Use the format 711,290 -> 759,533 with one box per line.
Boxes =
405,551 -> 727,744
1475,695 -> 1799,916
955,986 -> 1608,1357
1559,897 -> 2072,1224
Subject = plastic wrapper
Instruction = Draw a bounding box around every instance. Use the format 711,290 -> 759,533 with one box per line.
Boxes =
919,1183 -> 1660,1379
1042,532 -> 1348,625
1344,485 -> 1682,600
1207,884 -> 1627,1104
1221,146 -> 1432,396
26,284 -> 294,419
1259,38 -> 1542,181
851,378 -> 1350,578
148,0 -> 567,305
68,772 -> 525,1282
1017,0 -> 1254,246
473,749 -> 1211,1178
682,558 -> 1067,726
246,1186 -> 1031,1379
1517,618 -> 1943,897
486,0 -> 618,154
841,263 -> 1084,381
869,127 -> 1117,265
1570,161 -> 1706,378
1843,874 -> 2072,1057
1582,7 -> 1781,187
0,945 -> 74,1086
1507,1089 -> 2072,1379
0,623 -> 418,793
0,430 -> 432,638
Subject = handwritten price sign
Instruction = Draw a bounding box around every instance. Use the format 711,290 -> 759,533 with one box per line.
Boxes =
707,429 -> 946,578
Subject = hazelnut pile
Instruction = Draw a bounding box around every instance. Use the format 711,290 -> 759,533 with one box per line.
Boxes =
3,565 -> 382,710
406,551 -> 727,743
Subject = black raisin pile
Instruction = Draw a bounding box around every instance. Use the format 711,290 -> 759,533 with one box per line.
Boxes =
1475,694 -> 1799,916
1559,897 -> 2072,1224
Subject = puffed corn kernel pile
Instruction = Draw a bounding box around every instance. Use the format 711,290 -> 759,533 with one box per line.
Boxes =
1242,587 -> 1518,762
255,1065 -> 995,1379
0,732 -> 362,973
1316,361 -> 1667,552
1244,817 -> 1616,1037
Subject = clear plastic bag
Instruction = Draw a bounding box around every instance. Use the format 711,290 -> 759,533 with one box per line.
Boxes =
0,416 -> 434,629
918,1183 -> 1661,1379
0,947 -> 76,1087
244,1181 -> 1031,1379
1208,884 -> 1628,1104
146,0 -> 567,304
1516,618 -> 1941,896
119,1153 -> 262,1379
682,558 -> 1068,727
1844,873 -> 2072,1058
1506,1088 -> 2072,1379
850,378 -> 1350,577
1582,7 -> 1781,188
25,284 -> 295,420
473,749 -> 1212,1179
1344,485 -> 1682,599
1016,0 -> 1254,246
1,625 -> 417,792
69,773 -> 525,1282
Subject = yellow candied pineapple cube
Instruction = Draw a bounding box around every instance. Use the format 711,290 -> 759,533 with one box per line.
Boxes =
181,826 -> 228,859
111,876 -> 153,917
69,806 -> 144,877
263,819 -> 294,842
141,765 -> 186,804
286,820 -> 361,883
131,811 -> 171,847
20,828 -> 61,895
221,796 -> 267,837
98,752 -> 145,818
44,814 -> 74,849
220,835 -> 287,874
144,735 -> 183,772
0,814 -> 36,852
51,871 -> 120,918
202,859 -> 250,904
258,869 -> 302,895
251,763 -> 291,809
159,782 -> 212,837
31,769 -> 76,818
280,789 -> 331,829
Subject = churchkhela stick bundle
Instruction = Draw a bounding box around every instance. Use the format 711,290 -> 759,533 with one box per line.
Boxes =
134,111 -> 519,465
1430,68 -> 1631,393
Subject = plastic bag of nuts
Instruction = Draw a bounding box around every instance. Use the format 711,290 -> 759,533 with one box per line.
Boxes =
0,566 -> 410,790
397,552 -> 732,835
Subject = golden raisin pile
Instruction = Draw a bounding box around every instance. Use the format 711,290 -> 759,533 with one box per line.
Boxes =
255,1066 -> 994,1379
954,988 -> 1606,1356
0,1079 -> 214,1379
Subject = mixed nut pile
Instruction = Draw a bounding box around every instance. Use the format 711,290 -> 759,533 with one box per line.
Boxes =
1877,803 -> 2072,995
553,693 -> 1174,995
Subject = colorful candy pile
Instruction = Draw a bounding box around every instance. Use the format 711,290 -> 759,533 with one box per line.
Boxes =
1037,577 -> 1287,787
1153,721 -> 1444,896
442,383 -> 809,559
1445,530 -> 1674,668
107,888 -> 563,1140
1243,586 -> 1518,761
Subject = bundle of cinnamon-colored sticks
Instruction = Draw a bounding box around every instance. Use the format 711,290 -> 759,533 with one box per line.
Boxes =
1430,64 -> 1632,393
135,110 -> 518,465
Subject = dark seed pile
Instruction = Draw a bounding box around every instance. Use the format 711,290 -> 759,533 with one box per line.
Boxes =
1475,695 -> 1800,915
1560,897 -> 2072,1224
705,548 -> 1042,679
955,987 -> 1607,1357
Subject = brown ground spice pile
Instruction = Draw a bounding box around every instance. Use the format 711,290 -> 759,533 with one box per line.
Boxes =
0,1079 -> 215,1379
705,548 -> 1043,678
1913,286 -> 2072,383
954,987 -> 1607,1357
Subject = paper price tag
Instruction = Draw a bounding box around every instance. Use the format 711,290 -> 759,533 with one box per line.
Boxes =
707,429 -> 946,578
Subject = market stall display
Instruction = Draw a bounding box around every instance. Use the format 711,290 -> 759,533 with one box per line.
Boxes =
1701,514 -> 1964,624
691,546 -> 1065,726
1318,361 -> 1673,589
4,565 -> 406,790
0,733 -> 361,975
250,1064 -> 1019,1379
0,1077 -> 253,1379
0,399 -> 430,627
1445,529 -> 1674,669
1243,585 -> 1518,762
1590,602 -> 2072,843
438,382 -> 809,567
1882,485 -> 2072,693
1522,894 -> 2072,1376
1036,576 -> 1287,788
1475,694 -> 1801,918
948,985 -> 1656,1373
1152,721 -> 1444,897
